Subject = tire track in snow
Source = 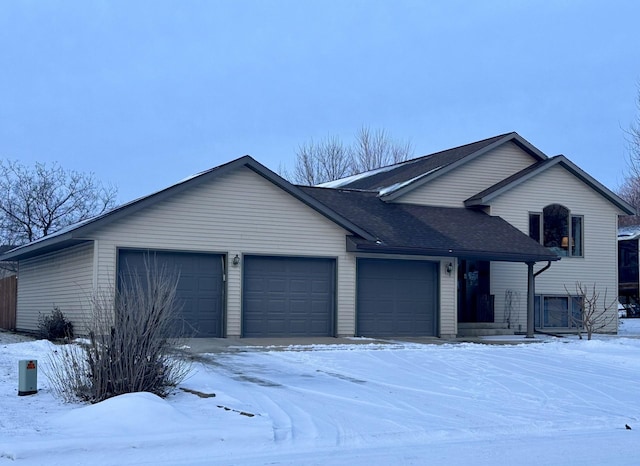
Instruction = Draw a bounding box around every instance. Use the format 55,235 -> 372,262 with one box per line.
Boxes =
208,351 -> 456,446
255,350 -> 538,439
482,345 -> 640,420
195,343 -> 640,449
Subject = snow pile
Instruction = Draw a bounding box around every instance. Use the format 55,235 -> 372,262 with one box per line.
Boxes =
50,392 -> 193,436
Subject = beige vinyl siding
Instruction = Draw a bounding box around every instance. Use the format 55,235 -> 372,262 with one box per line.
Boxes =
16,242 -> 94,333
395,142 -> 537,207
92,167 -> 356,337
439,258 -> 457,337
489,165 -> 623,333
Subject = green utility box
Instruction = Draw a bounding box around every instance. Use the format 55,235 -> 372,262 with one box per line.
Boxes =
18,360 -> 38,396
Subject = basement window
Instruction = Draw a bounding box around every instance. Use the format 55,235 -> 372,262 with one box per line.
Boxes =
534,295 -> 584,329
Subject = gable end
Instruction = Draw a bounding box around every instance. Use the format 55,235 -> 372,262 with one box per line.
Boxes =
465,155 -> 635,215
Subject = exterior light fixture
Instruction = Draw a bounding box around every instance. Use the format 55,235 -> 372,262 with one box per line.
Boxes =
232,254 -> 240,266
446,262 -> 453,276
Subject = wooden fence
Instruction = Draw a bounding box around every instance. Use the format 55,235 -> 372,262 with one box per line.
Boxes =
0,275 -> 17,330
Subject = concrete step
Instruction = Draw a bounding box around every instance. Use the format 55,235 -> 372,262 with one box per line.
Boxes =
457,322 -> 515,337
458,322 -> 510,329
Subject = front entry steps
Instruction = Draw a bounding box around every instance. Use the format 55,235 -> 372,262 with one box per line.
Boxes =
457,322 -> 514,337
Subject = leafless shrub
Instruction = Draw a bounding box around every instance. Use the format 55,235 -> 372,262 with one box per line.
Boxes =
46,344 -> 92,402
565,282 -> 617,340
38,306 -> 74,341
504,289 -> 520,330
46,258 -> 190,403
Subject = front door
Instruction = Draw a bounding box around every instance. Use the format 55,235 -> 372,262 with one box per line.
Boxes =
457,260 -> 493,323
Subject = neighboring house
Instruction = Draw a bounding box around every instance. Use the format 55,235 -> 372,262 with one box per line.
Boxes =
618,225 -> 640,309
2,132 -> 634,339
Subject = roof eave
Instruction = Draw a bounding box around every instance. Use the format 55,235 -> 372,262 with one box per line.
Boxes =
509,133 -> 549,161
347,237 -> 560,263
0,235 -> 92,261
464,198 -> 488,208
0,157 -> 258,261
463,161 -> 551,206
554,156 -> 635,215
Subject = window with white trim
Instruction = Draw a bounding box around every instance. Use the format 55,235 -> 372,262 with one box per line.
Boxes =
534,295 -> 584,329
529,204 -> 583,257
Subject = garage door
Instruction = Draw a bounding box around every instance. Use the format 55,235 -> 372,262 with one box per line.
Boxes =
243,256 -> 335,337
357,258 -> 438,337
118,250 -> 224,337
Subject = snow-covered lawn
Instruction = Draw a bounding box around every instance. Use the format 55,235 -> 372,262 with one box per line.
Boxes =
2,321 -> 640,465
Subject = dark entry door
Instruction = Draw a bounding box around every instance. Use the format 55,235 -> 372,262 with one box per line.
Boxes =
457,260 -> 493,323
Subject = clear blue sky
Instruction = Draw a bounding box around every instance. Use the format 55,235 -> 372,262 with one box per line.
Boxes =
1,1 -> 639,202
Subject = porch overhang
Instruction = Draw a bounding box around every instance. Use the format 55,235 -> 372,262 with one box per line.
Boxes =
346,236 -> 560,263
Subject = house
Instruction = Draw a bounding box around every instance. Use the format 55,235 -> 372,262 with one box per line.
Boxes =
2,132 -> 633,339
618,225 -> 640,310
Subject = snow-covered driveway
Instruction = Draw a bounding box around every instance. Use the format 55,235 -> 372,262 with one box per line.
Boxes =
206,341 -> 640,446
2,328 -> 640,465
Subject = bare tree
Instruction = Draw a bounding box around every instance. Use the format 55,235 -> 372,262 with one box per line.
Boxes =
618,179 -> 640,226
352,127 -> 413,173
565,282 -> 617,340
285,127 -> 413,185
619,85 -> 640,226
0,160 -> 117,246
292,136 -> 352,186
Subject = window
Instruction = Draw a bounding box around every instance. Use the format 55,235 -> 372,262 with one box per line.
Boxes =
571,215 -> 583,256
534,295 -> 584,329
529,213 -> 541,243
543,204 -> 569,252
528,205 -> 583,257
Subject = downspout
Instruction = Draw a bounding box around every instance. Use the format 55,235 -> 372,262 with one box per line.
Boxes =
534,261 -> 552,278
526,261 -> 552,338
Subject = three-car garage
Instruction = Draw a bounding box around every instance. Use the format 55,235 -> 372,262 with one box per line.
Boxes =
118,250 -> 439,339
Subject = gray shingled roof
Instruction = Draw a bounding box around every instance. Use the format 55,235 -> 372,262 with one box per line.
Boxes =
300,186 -> 559,262
326,132 -> 545,193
